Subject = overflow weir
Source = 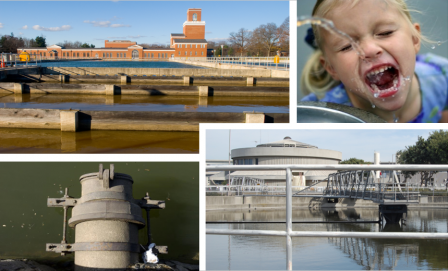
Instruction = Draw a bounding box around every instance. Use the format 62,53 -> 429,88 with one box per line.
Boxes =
46,164 -> 167,270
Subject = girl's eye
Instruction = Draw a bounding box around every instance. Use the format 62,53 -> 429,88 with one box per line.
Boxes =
379,31 -> 393,36
340,45 -> 352,52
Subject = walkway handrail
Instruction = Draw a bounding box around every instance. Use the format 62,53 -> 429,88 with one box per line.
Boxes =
206,164 -> 448,171
206,164 -> 448,270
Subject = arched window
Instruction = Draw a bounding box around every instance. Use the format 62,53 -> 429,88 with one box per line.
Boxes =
151,53 -> 153,58
178,51 -> 181,55
124,53 -> 126,58
193,13 -> 197,21
185,51 -> 187,56
158,53 -> 160,58
132,50 -> 139,59
195,51 -> 197,56
103,53 -> 105,57
201,52 -> 204,56
190,51 -> 192,56
83,53 -> 86,57
87,53 -> 89,57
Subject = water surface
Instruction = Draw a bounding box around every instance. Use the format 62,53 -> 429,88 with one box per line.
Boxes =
0,94 -> 289,113
18,60 -> 206,69
0,128 -> 199,153
206,208 -> 448,270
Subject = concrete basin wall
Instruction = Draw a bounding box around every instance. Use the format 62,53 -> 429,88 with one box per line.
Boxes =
41,67 -> 285,78
206,196 -> 379,211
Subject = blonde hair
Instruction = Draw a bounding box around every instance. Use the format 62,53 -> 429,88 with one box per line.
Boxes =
301,0 -> 431,97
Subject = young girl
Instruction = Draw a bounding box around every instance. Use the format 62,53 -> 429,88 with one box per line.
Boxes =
300,0 -> 448,123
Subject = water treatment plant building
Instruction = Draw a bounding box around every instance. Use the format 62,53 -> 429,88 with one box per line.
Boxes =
17,8 -> 207,60
230,136 -> 342,186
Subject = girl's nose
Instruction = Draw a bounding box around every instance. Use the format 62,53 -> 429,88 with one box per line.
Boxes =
360,40 -> 382,59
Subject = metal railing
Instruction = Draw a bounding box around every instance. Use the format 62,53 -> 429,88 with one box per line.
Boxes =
206,185 -> 325,196
205,164 -> 448,270
1,53 -> 41,68
205,56 -> 290,70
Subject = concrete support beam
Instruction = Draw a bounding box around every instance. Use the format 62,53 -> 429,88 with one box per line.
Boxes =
198,97 -> 208,106
60,110 -> 79,132
13,83 -> 23,94
121,76 -> 128,84
60,74 -> 67,83
247,77 -> 254,86
244,112 -> 265,123
183,76 -> 191,84
198,86 -> 210,97
105,85 -> 116,96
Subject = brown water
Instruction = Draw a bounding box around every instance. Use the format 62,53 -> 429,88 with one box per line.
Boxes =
0,93 -> 289,113
0,128 -> 199,153
0,162 -> 199,266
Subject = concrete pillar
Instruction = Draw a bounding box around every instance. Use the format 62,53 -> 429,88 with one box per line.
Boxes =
14,94 -> 23,103
247,77 -> 254,86
60,110 -> 78,132
121,76 -> 128,84
198,86 -> 209,97
60,74 -> 66,83
183,76 -> 191,84
244,112 -> 265,123
13,83 -> 23,94
105,85 -> 116,95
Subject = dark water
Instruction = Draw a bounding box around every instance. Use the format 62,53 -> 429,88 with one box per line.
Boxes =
0,94 -> 289,113
18,61 -> 206,69
206,208 -> 448,270
0,128 -> 199,153
0,162 -> 199,265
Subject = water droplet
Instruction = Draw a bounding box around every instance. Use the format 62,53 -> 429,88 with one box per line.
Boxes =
392,95 -> 395,98
437,41 -> 442,46
374,93 -> 379,98
372,104 -> 376,108
431,45 -> 436,49
394,117 -> 399,123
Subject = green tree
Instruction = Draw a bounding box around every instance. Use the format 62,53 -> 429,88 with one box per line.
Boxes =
35,36 -> 46,47
90,44 -> 95,48
340,158 -> 372,164
80,43 -> 90,48
397,130 -> 448,186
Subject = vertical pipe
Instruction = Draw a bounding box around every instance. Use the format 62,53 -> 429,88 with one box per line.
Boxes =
286,167 -> 292,270
146,209 -> 152,245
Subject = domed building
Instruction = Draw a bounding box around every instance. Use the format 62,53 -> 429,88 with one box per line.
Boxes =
230,136 -> 342,187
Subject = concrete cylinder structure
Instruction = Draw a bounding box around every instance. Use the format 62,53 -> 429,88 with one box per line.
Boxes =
68,166 -> 145,270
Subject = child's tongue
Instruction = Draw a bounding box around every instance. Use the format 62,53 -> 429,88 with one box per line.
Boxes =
366,68 -> 398,90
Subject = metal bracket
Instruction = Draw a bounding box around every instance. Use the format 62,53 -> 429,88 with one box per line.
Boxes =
99,164 -> 114,189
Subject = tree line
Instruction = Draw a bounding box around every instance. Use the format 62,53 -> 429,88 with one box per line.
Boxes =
0,33 -> 96,53
208,17 -> 289,57
339,130 -> 448,186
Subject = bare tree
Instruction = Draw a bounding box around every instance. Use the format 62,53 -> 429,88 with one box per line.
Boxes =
228,28 -> 252,56
277,17 -> 289,53
252,23 -> 280,56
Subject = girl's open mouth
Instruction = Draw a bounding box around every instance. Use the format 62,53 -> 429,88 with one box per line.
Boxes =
364,64 -> 400,98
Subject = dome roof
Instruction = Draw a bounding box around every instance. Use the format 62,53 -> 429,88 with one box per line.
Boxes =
256,136 -> 317,149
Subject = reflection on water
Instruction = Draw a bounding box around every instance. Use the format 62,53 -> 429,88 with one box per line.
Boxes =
0,128 -> 199,153
206,208 -> 448,270
0,162 -> 199,265
17,61 -> 206,69
0,94 -> 289,113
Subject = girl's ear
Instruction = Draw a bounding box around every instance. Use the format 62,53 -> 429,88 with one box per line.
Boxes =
412,23 -> 421,53
319,55 -> 339,81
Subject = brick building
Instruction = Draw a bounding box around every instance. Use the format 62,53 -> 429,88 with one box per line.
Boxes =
17,8 -> 207,60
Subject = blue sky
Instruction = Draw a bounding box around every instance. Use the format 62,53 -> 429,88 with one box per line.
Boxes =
206,129 -> 446,162
0,1 -> 289,48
